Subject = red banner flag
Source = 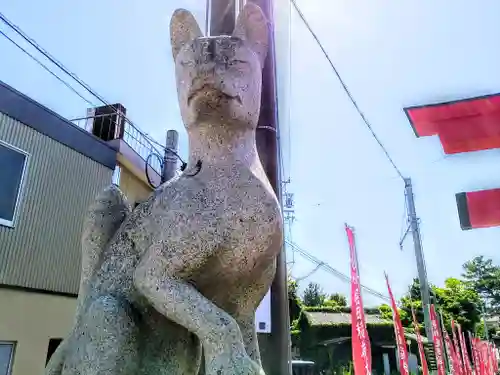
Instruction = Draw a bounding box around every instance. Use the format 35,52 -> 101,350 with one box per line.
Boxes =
487,343 -> 494,375
385,273 -> 409,375
452,321 -> 465,375
346,225 -> 372,375
430,304 -> 447,375
443,324 -> 462,375
478,340 -> 487,375
411,307 -> 429,375
457,324 -> 472,375
468,333 -> 481,375
493,343 -> 499,373
488,342 -> 497,375
480,341 -> 492,375
493,343 -> 498,373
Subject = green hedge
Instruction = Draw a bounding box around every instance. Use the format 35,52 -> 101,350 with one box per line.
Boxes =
303,306 -> 384,315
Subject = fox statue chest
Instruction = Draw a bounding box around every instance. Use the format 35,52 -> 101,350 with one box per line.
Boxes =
102,163 -> 281,292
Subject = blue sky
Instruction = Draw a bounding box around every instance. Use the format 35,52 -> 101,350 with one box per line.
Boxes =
2,0 -> 500,306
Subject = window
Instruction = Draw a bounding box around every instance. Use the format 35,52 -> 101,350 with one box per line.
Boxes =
0,141 -> 28,228
0,342 -> 15,375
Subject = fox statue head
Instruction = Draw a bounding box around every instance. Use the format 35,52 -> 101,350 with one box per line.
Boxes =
170,3 -> 269,132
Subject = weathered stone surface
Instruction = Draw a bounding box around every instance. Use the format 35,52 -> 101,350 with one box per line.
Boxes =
45,3 -> 282,375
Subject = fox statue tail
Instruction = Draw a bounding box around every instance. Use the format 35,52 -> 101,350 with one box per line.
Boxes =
45,185 -> 131,375
78,184 -> 131,309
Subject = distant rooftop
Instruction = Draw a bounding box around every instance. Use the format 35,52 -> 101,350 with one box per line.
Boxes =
303,311 -> 430,344
303,311 -> 389,327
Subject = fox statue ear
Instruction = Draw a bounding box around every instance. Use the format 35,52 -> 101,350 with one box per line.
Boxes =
170,9 -> 203,60
232,3 -> 269,68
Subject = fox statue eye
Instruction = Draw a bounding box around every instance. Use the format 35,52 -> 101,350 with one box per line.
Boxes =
228,60 -> 247,66
180,60 -> 195,68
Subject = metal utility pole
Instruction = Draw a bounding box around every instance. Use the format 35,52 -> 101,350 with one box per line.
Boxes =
209,1 -> 291,374
207,0 -> 235,35
482,304 -> 489,340
404,177 -> 433,341
250,0 -> 292,372
162,129 -> 179,183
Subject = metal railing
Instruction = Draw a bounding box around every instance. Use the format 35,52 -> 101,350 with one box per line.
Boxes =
71,113 -> 164,176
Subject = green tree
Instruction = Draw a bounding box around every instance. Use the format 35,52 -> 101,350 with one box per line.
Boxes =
302,282 -> 326,307
379,304 -> 393,321
327,293 -> 347,307
378,303 -> 412,330
462,256 -> 500,314
288,277 -> 299,299
322,293 -> 347,308
432,277 -> 481,333
397,277 -> 481,333
400,278 -> 424,328
288,277 -> 302,323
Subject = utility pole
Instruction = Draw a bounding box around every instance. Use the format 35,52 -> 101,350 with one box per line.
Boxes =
404,177 -> 433,341
249,0 -> 291,372
208,0 -> 235,35
162,129 -> 179,183
208,1 -> 291,374
482,304 -> 489,340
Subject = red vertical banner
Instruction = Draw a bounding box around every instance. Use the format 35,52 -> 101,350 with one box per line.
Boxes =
457,324 -> 472,375
443,324 -> 461,375
493,343 -> 499,373
488,342 -> 497,375
452,321 -> 466,375
481,341 -> 492,375
346,225 -> 372,375
478,340 -> 494,375
493,343 -> 498,373
429,304 -> 447,375
385,273 -> 409,375
487,343 -> 494,375
468,333 -> 481,375
411,307 -> 429,375
479,341 -> 487,375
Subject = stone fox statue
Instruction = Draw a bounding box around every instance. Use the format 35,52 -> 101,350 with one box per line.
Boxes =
45,3 -> 283,375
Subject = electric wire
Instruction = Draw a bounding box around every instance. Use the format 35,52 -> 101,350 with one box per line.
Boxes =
0,28 -> 96,108
290,0 -> 405,181
0,10 -> 193,180
0,12 -> 114,111
286,240 -> 390,303
0,11 -> 168,158
295,262 -> 324,283
2,7 -> 399,304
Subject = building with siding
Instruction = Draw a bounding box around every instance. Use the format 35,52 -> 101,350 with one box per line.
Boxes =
295,310 -> 434,375
0,81 -> 159,375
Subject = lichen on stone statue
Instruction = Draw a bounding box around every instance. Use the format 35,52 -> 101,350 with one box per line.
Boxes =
45,3 -> 282,375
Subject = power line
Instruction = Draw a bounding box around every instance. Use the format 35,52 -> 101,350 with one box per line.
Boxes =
0,11 -> 164,156
285,240 -> 390,303
295,262 -> 324,282
0,11 -> 110,107
289,0 -> 405,181
0,28 -> 96,107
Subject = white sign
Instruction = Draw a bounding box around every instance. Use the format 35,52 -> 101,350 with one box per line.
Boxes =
255,289 -> 271,333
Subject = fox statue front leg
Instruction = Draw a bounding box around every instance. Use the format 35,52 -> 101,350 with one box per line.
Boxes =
134,246 -> 264,375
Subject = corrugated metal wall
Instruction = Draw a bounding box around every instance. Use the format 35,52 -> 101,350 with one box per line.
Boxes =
0,113 -> 113,295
